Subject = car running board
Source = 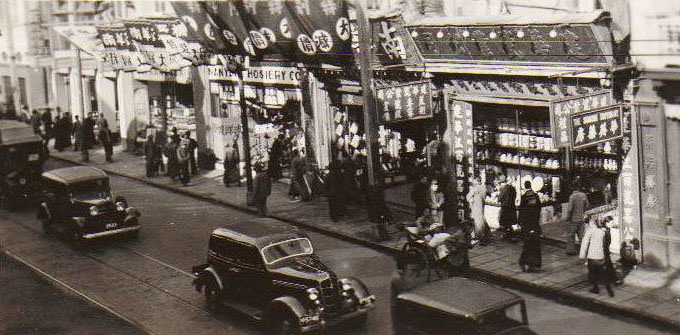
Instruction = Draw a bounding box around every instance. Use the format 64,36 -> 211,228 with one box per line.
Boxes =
218,300 -> 264,322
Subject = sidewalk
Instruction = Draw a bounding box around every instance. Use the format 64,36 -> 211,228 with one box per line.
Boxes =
51,145 -> 680,330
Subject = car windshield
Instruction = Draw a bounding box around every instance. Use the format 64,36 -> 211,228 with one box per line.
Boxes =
69,179 -> 111,200
261,238 -> 313,264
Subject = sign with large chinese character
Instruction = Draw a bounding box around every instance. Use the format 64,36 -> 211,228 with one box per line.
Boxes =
170,1 -> 233,58
370,12 -> 422,68
376,80 -> 433,123
570,105 -> 623,149
124,18 -> 191,73
96,25 -> 140,71
447,99 -> 475,222
408,23 -> 610,64
549,90 -> 613,147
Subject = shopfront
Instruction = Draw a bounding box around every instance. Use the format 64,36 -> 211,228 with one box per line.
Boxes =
406,10 -> 639,256
205,62 -> 304,169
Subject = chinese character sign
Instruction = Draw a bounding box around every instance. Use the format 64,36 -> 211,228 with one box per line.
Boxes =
96,25 -> 140,71
448,100 -> 474,222
376,81 -> 433,123
549,90 -> 613,148
570,105 -> 623,149
370,12 -> 422,68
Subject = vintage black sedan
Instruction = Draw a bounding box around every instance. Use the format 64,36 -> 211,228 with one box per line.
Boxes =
37,166 -> 140,245
394,277 -> 534,335
0,120 -> 46,210
192,218 -> 375,335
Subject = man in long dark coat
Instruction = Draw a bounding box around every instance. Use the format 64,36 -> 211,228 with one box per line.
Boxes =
518,180 -> 542,272
499,177 -> 518,241
80,113 -> 95,162
252,163 -> 272,217
72,115 -> 82,151
325,161 -> 346,222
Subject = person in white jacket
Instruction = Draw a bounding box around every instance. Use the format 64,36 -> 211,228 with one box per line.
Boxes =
580,218 -> 615,297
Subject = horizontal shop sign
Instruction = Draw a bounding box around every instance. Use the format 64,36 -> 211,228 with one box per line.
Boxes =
407,23 -> 609,65
570,105 -> 623,149
549,90 -> 613,148
376,80 -> 433,123
208,65 -> 302,86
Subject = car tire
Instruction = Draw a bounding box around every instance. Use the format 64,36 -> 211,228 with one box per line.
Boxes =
204,278 -> 221,311
40,215 -> 53,235
267,311 -> 300,335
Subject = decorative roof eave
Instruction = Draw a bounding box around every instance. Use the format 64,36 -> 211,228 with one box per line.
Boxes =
405,10 -> 610,27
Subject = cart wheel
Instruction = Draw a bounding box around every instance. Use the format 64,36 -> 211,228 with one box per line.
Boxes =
204,279 -> 221,311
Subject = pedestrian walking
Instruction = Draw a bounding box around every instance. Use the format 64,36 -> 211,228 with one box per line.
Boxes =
164,136 -> 180,181
268,134 -> 284,180
72,115 -> 82,151
498,176 -> 518,241
580,218 -> 615,297
41,108 -> 53,141
288,149 -> 305,202
19,104 -> 30,123
566,181 -> 591,255
80,113 -> 95,162
410,175 -> 429,219
53,114 -> 63,151
177,138 -> 191,186
99,120 -> 114,162
426,179 -> 445,226
144,134 -> 159,177
252,163 -> 271,217
30,110 -> 41,134
325,161 -> 345,222
466,177 -> 489,244
184,131 -> 198,175
59,112 -> 72,150
518,180 -> 542,273
223,140 -> 241,187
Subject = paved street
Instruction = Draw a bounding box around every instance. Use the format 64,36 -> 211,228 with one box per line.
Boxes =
0,158 -> 677,335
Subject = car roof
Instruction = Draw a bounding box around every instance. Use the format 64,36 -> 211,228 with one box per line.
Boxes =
0,120 -> 42,145
397,277 -> 523,320
211,218 -> 307,249
42,166 -> 108,184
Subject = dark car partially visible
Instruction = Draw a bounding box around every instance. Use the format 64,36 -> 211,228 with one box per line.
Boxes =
0,120 -> 46,210
394,277 -> 534,335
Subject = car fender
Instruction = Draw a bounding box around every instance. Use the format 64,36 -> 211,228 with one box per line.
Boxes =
37,202 -> 51,220
265,296 -> 306,320
342,277 -> 372,300
195,266 -> 223,292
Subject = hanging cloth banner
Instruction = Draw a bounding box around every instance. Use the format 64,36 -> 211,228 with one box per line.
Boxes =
123,18 -> 189,73
369,11 -> 423,68
205,0 -> 253,56
170,1 -> 234,63
232,0 -> 295,58
283,0 -> 353,64
145,17 -> 194,69
96,24 -> 144,71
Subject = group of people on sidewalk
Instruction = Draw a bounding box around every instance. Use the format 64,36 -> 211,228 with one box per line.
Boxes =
18,105 -> 114,164
143,127 -> 198,187
408,170 -> 620,297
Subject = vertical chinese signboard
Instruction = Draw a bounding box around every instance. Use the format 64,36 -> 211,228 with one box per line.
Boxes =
549,90 -> 613,148
376,80 -> 433,123
618,105 -> 642,262
370,12 -> 422,68
570,105 -> 623,149
447,99 -> 474,222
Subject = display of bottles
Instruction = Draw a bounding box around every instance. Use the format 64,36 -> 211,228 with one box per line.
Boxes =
497,152 -> 561,169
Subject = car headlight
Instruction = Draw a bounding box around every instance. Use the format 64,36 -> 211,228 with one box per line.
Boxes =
116,201 -> 127,211
89,206 -> 99,216
342,283 -> 352,291
307,288 -> 319,301
18,178 -> 27,185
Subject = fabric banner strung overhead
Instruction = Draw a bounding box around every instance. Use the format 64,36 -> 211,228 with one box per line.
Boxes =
170,1 -> 236,62
96,24 -> 144,71
123,18 -> 192,72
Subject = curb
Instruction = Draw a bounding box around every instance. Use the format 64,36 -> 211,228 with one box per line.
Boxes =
50,155 -> 680,332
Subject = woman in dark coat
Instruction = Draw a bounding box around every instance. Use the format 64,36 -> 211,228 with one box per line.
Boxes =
164,137 -> 180,181
144,134 -> 158,177
268,134 -> 284,180
223,140 -> 241,187
499,178 -> 518,241
325,161 -> 345,222
518,180 -> 542,272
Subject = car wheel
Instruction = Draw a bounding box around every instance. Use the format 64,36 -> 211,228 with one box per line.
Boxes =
70,230 -> 85,249
268,312 -> 300,335
204,279 -> 221,311
40,216 -> 53,234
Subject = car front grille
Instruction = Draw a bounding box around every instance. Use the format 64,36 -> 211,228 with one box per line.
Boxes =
319,273 -> 341,313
